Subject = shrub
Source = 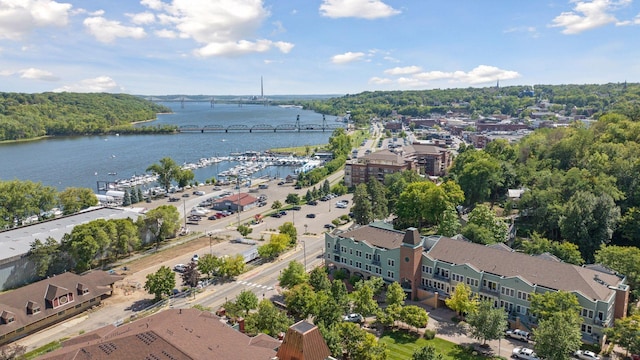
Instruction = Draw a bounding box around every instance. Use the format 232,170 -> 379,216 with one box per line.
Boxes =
423,329 -> 436,340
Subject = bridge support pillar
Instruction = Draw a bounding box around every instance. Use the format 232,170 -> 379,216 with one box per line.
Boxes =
249,129 -> 252,133
274,129 -> 277,132
201,129 -> 204,133
225,129 -> 228,133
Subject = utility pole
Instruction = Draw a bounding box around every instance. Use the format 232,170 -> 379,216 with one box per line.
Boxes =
301,240 -> 307,271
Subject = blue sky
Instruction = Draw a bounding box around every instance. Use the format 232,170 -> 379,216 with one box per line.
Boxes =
1,0 -> 639,95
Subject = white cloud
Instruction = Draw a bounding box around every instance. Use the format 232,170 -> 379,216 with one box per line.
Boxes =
382,65 -> 520,87
53,76 -> 122,92
384,66 -> 422,75
194,39 -> 293,57
155,29 -> 178,39
128,11 -> 156,25
139,0 -> 291,57
369,77 -> 392,85
20,68 -> 59,81
0,0 -> 73,40
550,0 -> 631,34
0,67 -> 59,81
331,51 -> 366,64
319,0 -> 400,19
83,16 -> 146,43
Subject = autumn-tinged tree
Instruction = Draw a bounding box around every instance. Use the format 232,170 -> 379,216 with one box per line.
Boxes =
445,283 -> 478,319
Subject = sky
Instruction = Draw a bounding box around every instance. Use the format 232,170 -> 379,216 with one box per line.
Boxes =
1,0 -> 639,96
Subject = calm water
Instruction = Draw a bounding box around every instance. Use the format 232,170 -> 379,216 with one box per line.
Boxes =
0,103 -> 336,191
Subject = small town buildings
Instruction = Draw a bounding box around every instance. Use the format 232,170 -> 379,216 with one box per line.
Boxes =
0,271 -> 123,346
211,193 -> 259,212
324,222 -> 629,344
406,144 -> 452,177
343,149 -> 415,187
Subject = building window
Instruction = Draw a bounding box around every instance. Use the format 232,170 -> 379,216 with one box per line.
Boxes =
365,264 -> 371,271
375,267 -> 382,275
387,271 -> 395,279
581,309 -> 594,319
349,249 -> 353,255
388,259 -> 395,267
356,250 -> 362,257
341,246 -> 347,253
436,268 -> 449,278
356,261 -> 361,268
501,287 -> 515,297
466,278 -> 479,287
349,260 -> 353,266
517,291 -> 530,301
451,273 -> 464,282
581,324 -> 592,334
365,253 -> 372,260
483,280 -> 498,292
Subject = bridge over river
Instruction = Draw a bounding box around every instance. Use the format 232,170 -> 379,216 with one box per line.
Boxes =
178,115 -> 345,133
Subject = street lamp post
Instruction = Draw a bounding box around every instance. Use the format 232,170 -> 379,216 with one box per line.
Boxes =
183,199 -> 187,229
207,231 -> 213,255
301,240 -> 307,271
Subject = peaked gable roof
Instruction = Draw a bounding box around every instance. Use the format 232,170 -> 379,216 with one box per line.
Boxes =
337,224 -> 405,250
276,320 -> 331,360
427,237 -> 623,301
41,309 -> 279,360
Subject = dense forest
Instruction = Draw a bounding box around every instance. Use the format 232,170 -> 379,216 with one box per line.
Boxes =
0,92 -> 174,141
303,83 -> 640,127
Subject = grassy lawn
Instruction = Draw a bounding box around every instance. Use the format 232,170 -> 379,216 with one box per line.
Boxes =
379,330 -> 497,360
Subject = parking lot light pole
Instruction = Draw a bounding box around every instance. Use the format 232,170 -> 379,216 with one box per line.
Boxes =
301,240 -> 307,271
207,231 -> 213,256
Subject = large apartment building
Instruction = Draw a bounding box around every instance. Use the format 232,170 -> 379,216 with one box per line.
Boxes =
324,222 -> 629,344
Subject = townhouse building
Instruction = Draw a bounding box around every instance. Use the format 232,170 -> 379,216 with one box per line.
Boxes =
324,222 -> 629,344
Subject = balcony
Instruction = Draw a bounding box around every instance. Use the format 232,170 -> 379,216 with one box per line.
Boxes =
372,260 -> 381,266
333,248 -> 340,254
433,273 -> 450,282
479,287 -> 499,296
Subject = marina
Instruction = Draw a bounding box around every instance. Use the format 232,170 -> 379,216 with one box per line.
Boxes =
0,103 -> 334,191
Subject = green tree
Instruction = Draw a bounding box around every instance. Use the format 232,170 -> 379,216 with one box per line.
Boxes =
331,279 -> 351,315
122,190 -> 131,206
218,254 -> 245,279
29,237 -> 61,278
445,283 -> 478,319
385,282 -> 406,308
412,345 -> 443,360
146,157 -> 182,191
400,305 -> 429,333
258,233 -> 290,260
237,224 -> 253,237
437,206 -> 461,237
284,283 -> 317,320
530,291 -> 581,321
197,253 -> 221,278
140,205 -> 181,250
130,187 -> 139,203
278,222 -> 297,244
309,266 -> 331,292
533,315 -> 582,360
279,260 -> 308,289
322,179 -> 331,196
112,218 -> 140,258
313,289 -> 344,328
595,245 -> 640,295
175,169 -> 195,188
352,279 -> 380,317
305,190 -> 313,203
144,266 -> 176,302
271,200 -> 283,211
466,300 -> 508,345
245,299 -> 293,336
450,149 -> 502,205
337,322 -> 388,360
58,187 -> 98,215
559,191 -> 620,261
367,177 -> 389,220
463,204 -> 508,244
236,289 -> 259,315
604,314 -> 640,357
285,193 -> 300,205
352,183 -> 373,225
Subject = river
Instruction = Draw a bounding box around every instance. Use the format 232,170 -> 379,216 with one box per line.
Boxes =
0,102 -> 338,191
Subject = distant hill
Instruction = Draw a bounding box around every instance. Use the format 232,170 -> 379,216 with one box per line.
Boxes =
0,92 -> 173,141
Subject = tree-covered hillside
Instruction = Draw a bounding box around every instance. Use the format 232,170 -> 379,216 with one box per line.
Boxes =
304,83 -> 640,127
0,92 -> 173,141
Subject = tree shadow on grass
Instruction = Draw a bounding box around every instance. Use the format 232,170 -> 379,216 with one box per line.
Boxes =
382,329 -> 422,345
434,320 -> 469,337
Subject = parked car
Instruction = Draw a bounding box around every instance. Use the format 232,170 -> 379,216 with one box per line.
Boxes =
308,200 -> 318,206
193,190 -> 205,196
271,213 -> 282,218
191,254 -> 199,262
258,184 -> 269,189
294,184 -> 302,189
258,201 -> 267,207
343,313 -> 364,323
336,202 -> 347,209
512,347 -> 539,360
324,224 -> 336,229
506,329 -> 531,342
208,215 -> 218,220
182,193 -> 190,197
279,211 -> 287,216
168,197 -> 180,202
306,213 -> 316,218
291,205 -> 301,211
574,350 -> 601,360
173,264 -> 187,273
277,181 -> 285,185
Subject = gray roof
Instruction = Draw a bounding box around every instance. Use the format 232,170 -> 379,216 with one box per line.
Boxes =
338,225 -> 405,250
0,207 -> 143,261
427,237 -> 623,301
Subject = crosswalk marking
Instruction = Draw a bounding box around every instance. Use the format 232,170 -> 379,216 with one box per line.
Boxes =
237,280 -> 273,290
